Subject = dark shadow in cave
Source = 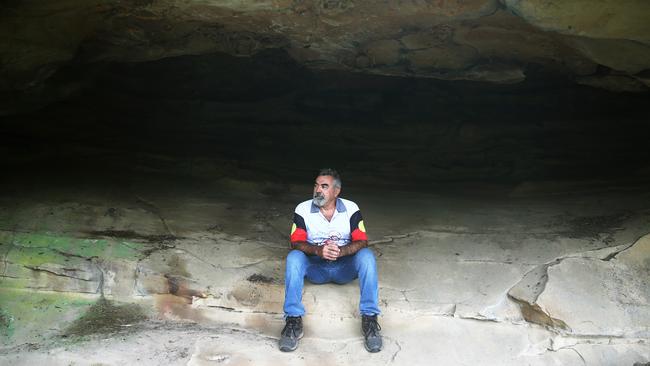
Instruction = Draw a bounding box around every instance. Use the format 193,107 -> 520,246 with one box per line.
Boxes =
1,49 -> 649,195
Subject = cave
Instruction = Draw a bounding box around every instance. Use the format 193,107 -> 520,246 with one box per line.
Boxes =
1,1 -> 649,365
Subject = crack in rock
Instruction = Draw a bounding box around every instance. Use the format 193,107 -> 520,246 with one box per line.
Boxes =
172,247 -> 223,270
23,265 -> 96,282
400,289 -> 410,304
1,245 -> 12,278
92,258 -> 105,296
601,240 -> 641,261
24,285 -> 100,295
508,233 -> 650,333
455,314 -> 501,323
370,232 -> 419,246
545,333 -> 649,359
566,347 -> 587,365
207,305 -> 238,312
2,242 -> 100,261
204,305 -> 281,315
135,195 -> 175,237
88,230 -> 179,251
389,339 -> 402,364
222,258 -> 270,270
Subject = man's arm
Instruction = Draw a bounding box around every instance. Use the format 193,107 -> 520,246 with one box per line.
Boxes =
338,240 -> 368,257
340,208 -> 369,257
289,240 -> 366,259
290,241 -> 321,256
291,241 -> 348,260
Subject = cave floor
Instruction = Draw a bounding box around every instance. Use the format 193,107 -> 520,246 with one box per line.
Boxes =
1,171 -> 649,365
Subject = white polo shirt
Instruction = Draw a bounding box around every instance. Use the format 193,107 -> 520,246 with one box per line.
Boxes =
290,197 -> 367,247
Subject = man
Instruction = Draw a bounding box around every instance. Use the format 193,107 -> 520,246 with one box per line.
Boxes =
279,168 -> 382,353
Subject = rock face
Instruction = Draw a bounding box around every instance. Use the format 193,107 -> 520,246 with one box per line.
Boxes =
2,169 -> 650,365
1,0 -> 648,109
502,0 -> 650,43
509,235 -> 650,340
0,231 -> 145,297
538,257 -> 648,337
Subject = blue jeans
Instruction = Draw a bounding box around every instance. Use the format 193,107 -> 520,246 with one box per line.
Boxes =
283,247 -> 380,317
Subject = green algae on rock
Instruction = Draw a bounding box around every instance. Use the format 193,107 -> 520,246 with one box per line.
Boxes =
3,231 -> 145,261
0,289 -> 96,345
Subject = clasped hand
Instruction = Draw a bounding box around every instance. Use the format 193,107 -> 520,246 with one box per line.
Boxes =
319,240 -> 340,260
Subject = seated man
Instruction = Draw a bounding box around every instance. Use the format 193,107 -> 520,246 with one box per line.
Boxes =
279,168 -> 382,353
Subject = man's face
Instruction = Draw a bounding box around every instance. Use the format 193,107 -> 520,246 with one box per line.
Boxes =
312,175 -> 340,208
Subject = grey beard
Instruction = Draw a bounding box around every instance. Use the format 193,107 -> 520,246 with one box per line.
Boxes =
312,194 -> 326,207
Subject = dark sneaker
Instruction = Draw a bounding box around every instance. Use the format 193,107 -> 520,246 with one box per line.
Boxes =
279,316 -> 304,352
362,314 -> 382,352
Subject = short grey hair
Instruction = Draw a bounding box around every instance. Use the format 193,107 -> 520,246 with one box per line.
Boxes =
317,168 -> 342,189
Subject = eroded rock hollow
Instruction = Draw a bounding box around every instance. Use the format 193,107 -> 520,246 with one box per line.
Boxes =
1,1 -> 649,365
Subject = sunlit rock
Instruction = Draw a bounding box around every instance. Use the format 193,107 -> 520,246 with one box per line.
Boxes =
502,0 -> 650,44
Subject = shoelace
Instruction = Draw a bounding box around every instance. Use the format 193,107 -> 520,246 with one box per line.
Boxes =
282,318 -> 301,338
363,318 -> 381,338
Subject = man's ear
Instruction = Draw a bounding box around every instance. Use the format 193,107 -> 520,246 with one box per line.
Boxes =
334,186 -> 341,197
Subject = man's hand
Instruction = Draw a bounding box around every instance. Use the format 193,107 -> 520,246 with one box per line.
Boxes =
319,242 -> 340,260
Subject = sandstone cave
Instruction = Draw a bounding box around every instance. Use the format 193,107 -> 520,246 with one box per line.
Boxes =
1,1 -> 649,365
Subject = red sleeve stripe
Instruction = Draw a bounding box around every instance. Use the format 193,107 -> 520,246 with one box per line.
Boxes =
351,228 -> 367,241
291,228 -> 308,242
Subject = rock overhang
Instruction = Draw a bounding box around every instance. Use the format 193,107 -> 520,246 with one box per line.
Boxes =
1,0 -> 649,106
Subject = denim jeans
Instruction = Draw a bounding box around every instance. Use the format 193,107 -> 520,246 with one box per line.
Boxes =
283,247 -> 381,317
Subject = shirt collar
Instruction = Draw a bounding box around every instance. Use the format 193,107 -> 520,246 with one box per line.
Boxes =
310,198 -> 347,213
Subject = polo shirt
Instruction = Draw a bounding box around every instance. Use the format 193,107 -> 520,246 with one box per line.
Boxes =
290,197 -> 367,246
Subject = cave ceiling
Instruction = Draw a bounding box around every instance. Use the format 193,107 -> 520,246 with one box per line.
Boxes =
1,0 -> 649,105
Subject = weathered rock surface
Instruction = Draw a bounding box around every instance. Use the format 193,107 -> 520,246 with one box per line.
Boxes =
2,174 -> 650,364
577,74 -> 649,93
1,315 -> 648,366
536,255 -> 649,337
1,0 -> 649,108
0,231 -> 145,296
568,37 -> 650,74
508,235 -> 650,340
501,0 -> 650,43
618,234 -> 650,271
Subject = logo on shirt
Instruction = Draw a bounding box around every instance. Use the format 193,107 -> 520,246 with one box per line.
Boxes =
314,231 -> 342,244
358,220 -> 366,232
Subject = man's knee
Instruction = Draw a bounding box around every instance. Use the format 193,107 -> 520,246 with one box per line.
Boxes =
286,250 -> 308,271
355,248 -> 376,269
